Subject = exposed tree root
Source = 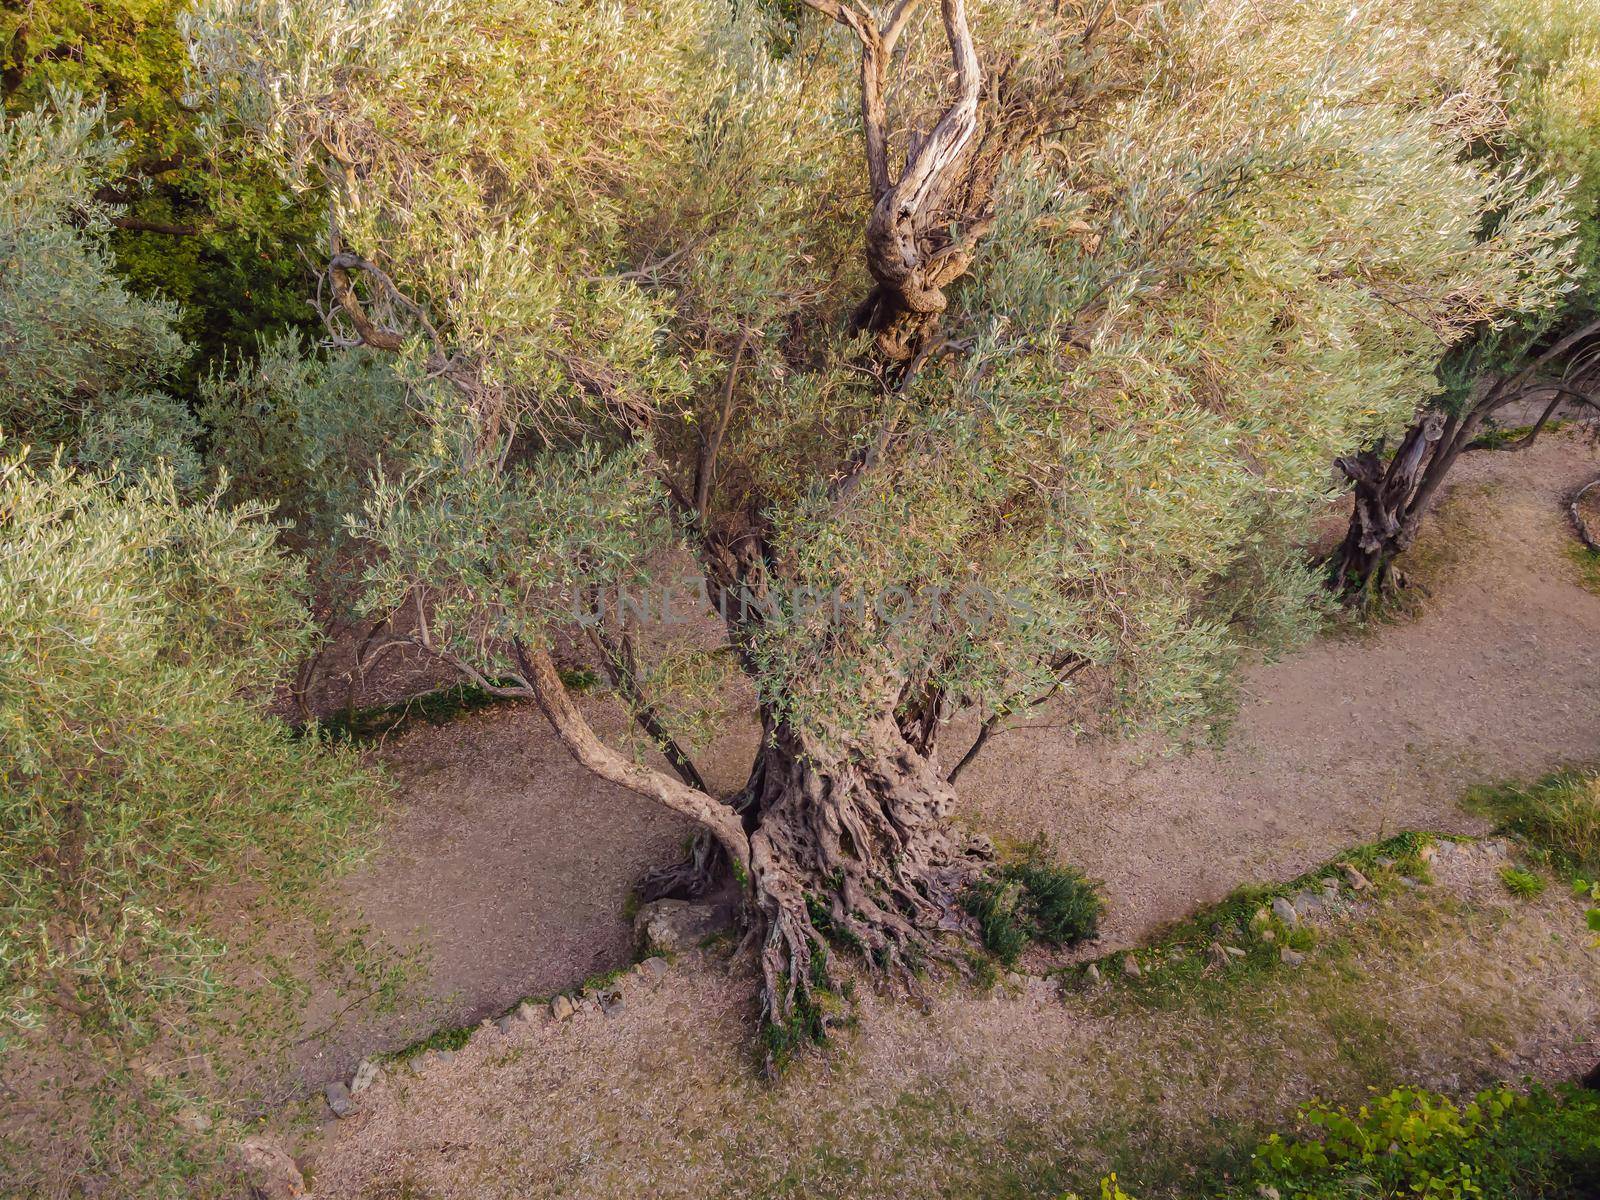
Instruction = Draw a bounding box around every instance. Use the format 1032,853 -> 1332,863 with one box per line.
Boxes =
737,715 -> 990,1070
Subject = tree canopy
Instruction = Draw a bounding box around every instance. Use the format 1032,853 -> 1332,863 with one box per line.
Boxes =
183,0 -> 1585,1038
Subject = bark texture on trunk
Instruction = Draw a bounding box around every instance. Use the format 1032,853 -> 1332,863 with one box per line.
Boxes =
740,711 -> 986,1052
1330,412 -> 1446,602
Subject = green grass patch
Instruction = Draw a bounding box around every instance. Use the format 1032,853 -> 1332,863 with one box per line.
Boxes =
1085,832 -> 1432,1008
962,839 -> 1103,966
386,1022 -> 474,1062
1465,768 -> 1600,876
1500,865 -> 1547,898
1566,541 -> 1600,598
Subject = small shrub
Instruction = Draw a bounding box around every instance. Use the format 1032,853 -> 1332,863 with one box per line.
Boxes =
1007,850 -> 1105,946
962,878 -> 1033,965
964,842 -> 1103,964
1501,866 -> 1547,898
1241,1084 -> 1600,1199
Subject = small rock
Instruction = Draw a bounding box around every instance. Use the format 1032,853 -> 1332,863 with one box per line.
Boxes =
600,989 -> 626,1017
325,1080 -> 354,1119
1006,971 -> 1025,988
551,994 -> 575,1022
1084,963 -> 1103,986
517,1000 -> 541,1023
1206,942 -> 1229,968
1340,865 -> 1371,891
1259,928 -> 1276,943
1292,891 -> 1321,916
577,995 -> 601,1016
1121,955 -> 1142,979
1398,876 -> 1420,888
639,956 -> 670,983
236,1136 -> 308,1199
1482,837 -> 1510,859
495,1013 -> 518,1033
1375,856 -> 1396,870
1271,897 -> 1300,926
1280,948 -> 1306,966
350,1058 -> 381,1096
1223,944 -> 1246,959
633,899 -> 730,956
1256,1185 -> 1281,1200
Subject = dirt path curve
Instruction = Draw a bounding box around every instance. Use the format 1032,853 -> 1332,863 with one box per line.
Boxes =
958,432 -> 1600,954
298,432 -> 1600,1086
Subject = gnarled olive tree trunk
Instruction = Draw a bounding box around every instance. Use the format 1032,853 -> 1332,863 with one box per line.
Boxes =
1329,411 -> 1448,602
1330,318 -> 1600,604
741,711 -> 987,1038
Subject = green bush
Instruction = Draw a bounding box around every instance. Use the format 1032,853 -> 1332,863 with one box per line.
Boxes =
0,452 -> 393,1196
199,328 -> 423,552
1241,1084 -> 1600,1199
964,843 -> 1103,965
0,94 -> 199,487
1070,1084 -> 1600,1199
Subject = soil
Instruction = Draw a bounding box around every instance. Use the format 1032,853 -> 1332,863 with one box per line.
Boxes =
291,430 -> 1600,1092
308,839 -> 1600,1200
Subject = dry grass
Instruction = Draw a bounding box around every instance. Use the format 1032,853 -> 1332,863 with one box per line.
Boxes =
309,846 -> 1600,1200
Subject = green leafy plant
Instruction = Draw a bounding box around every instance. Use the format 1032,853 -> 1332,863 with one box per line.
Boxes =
1501,866 -> 1548,898
1241,1084 -> 1600,1199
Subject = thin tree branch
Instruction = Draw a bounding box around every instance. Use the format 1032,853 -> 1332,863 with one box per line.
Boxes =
946,657 -> 1088,784
585,621 -> 712,793
694,330 -> 751,520
509,640 -> 751,876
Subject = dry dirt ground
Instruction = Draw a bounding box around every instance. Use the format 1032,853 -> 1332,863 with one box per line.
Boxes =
295,431 -> 1600,1090
306,839 -> 1600,1200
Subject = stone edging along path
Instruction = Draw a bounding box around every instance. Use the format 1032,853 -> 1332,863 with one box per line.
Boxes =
311,831 -> 1525,1124
231,822 -> 1594,1199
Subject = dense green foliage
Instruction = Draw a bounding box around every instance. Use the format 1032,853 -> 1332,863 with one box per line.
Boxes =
1434,0 -> 1600,418
1068,1084 -> 1600,1199
188,0 -> 1581,756
0,93 -> 199,486
1241,1084 -> 1600,1199
0,0 -> 321,382
964,844 -> 1103,964
0,452 -> 379,1040
0,451 -> 393,1196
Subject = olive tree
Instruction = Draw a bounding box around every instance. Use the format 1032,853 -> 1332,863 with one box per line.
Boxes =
1328,0 -> 1600,601
188,0 -> 1577,1045
0,92 -> 200,485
